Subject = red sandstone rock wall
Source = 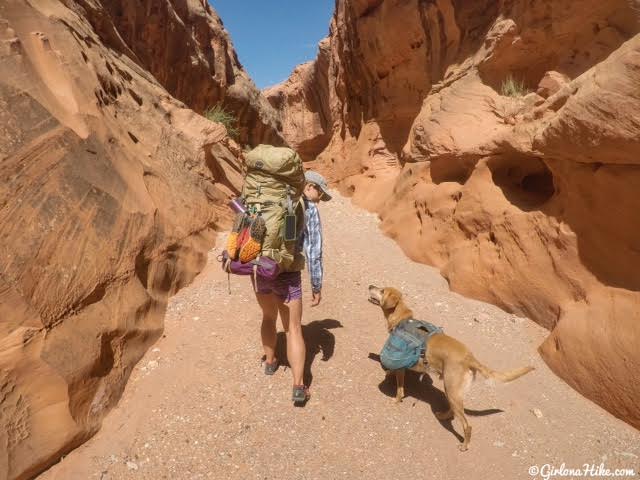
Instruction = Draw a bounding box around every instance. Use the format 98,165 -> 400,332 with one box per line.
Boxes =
264,38 -> 332,161
63,0 -> 284,146
0,1 -> 244,478
270,0 -> 640,429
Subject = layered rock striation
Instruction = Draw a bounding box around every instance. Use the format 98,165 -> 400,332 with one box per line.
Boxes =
269,0 -> 640,429
0,0 -> 246,478
67,0 -> 284,146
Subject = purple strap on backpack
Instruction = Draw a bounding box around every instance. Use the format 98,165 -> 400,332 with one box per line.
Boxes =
221,251 -> 280,281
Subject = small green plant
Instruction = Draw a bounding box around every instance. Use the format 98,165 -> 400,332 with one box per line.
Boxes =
500,75 -> 529,97
204,104 -> 240,140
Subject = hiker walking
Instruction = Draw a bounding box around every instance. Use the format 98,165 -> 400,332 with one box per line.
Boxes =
221,145 -> 331,404
256,170 -> 331,404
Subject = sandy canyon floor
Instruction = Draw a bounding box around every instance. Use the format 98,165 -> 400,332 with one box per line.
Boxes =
40,193 -> 639,480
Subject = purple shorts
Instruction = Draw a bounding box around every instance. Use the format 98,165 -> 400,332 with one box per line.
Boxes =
254,271 -> 302,303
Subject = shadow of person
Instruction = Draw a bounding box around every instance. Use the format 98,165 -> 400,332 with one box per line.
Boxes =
369,353 -> 503,444
273,319 -> 343,388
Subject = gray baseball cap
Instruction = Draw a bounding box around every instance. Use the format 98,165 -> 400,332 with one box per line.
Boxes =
304,170 -> 332,201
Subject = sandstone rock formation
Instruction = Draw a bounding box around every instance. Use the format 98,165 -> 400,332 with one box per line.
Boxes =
264,38 -> 331,161
270,0 -> 640,429
0,1 -> 244,478
67,0 -> 284,146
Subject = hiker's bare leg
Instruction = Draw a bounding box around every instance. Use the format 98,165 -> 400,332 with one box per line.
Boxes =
256,292 -> 279,364
279,297 -> 305,385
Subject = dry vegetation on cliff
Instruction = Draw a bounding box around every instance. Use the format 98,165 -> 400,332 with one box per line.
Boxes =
0,0 -> 274,477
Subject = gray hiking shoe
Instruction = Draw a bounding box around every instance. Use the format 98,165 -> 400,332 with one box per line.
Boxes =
263,359 -> 278,375
292,385 -> 310,404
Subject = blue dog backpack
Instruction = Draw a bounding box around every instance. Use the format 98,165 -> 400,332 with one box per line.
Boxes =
380,319 -> 443,371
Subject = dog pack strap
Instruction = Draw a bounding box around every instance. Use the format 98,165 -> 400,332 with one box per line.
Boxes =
416,319 -> 443,336
405,318 -> 443,335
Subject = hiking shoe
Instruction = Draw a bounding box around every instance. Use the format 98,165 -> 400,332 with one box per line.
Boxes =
263,359 -> 278,375
292,385 -> 310,404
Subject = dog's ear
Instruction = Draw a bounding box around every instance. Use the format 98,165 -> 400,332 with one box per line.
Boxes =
381,288 -> 401,310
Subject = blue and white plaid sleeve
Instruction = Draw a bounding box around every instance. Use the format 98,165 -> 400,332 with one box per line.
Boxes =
303,201 -> 323,293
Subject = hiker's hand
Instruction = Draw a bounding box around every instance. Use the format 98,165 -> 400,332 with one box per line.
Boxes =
311,291 -> 322,307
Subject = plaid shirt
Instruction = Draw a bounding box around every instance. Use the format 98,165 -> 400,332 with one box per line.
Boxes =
302,198 -> 323,293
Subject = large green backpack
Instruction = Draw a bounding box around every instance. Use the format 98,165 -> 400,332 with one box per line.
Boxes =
238,144 -> 306,272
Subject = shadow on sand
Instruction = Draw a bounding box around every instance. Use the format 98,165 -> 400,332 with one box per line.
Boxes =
368,353 -> 503,444
273,318 -> 343,389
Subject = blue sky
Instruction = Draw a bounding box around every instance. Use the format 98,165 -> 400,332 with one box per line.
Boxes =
210,1 -> 335,89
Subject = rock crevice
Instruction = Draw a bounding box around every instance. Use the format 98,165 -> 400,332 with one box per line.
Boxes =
0,1 -> 250,478
269,0 -> 640,430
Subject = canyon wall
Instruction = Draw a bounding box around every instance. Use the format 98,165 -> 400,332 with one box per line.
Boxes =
0,0 -> 248,478
264,38 -> 331,161
65,0 -> 284,146
269,0 -> 640,429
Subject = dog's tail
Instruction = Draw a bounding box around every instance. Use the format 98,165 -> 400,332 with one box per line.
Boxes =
468,356 -> 534,383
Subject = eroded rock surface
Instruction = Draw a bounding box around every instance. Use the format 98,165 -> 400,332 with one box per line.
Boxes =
269,0 -> 640,429
66,0 -> 284,146
0,1 -> 243,478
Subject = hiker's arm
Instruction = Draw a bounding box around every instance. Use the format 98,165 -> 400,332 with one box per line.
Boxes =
305,206 -> 323,295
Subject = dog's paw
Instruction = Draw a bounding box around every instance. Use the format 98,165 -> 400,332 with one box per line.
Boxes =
458,444 -> 469,452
